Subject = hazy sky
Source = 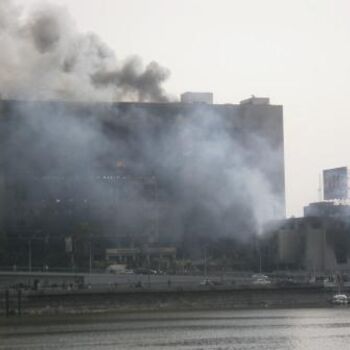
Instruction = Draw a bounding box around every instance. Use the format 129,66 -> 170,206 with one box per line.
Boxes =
16,0 -> 350,216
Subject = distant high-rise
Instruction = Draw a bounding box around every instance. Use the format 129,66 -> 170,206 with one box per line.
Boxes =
323,166 -> 349,201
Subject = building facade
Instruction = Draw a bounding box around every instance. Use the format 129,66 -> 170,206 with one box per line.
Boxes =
0,96 -> 285,268
272,214 -> 350,273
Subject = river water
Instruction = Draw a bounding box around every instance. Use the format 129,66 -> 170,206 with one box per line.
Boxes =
2,308 -> 350,349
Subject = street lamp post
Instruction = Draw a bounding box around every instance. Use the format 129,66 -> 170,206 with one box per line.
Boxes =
89,238 -> 92,273
28,239 -> 32,272
204,246 -> 207,277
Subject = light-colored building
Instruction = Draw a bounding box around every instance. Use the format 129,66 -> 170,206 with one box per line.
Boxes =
240,96 -> 270,105
180,91 -> 213,104
273,217 -> 350,273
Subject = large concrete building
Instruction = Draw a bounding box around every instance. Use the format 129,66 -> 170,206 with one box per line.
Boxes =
0,95 -> 285,268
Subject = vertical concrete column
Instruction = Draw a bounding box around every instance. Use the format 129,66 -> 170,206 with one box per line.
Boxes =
0,102 -> 4,232
0,152 -> 4,233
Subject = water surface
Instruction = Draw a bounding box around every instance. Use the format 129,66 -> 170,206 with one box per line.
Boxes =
2,308 -> 350,349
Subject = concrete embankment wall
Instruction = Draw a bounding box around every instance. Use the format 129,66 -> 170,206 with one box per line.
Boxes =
0,287 -> 336,315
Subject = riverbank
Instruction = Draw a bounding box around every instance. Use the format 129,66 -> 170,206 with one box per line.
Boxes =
1,286 -> 341,317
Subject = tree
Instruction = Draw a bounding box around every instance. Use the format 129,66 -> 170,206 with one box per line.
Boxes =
0,230 -> 8,265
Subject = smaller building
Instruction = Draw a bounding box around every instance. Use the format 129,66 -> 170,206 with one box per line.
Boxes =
240,96 -> 270,105
270,216 -> 350,273
304,201 -> 350,219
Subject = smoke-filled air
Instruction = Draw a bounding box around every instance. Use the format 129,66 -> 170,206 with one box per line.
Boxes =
0,0 -> 170,102
0,0 -> 284,263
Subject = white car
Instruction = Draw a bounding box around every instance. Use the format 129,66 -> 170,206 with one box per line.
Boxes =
252,274 -> 271,285
252,273 -> 268,280
199,278 -> 214,286
106,264 -> 130,274
253,278 -> 271,285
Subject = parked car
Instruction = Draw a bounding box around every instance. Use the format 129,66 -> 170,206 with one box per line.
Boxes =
106,264 -> 131,274
252,273 -> 271,285
133,268 -> 158,275
253,278 -> 271,285
199,278 -> 222,286
199,278 -> 215,286
252,273 -> 268,280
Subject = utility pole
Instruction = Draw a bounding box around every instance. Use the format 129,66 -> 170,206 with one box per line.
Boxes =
89,238 -> 92,273
256,237 -> 262,273
152,176 -> 161,272
259,250 -> 262,273
28,239 -> 32,272
318,173 -> 323,201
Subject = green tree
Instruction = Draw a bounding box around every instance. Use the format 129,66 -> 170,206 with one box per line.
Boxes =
0,230 -> 8,265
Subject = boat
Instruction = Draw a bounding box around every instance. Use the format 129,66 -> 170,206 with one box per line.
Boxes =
329,272 -> 348,305
331,294 -> 348,305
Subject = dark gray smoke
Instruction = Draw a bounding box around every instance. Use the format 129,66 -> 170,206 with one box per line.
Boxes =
29,6 -> 62,53
0,1 -> 170,102
92,58 -> 170,102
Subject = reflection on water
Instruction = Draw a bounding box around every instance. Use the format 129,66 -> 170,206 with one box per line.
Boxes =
2,308 -> 350,349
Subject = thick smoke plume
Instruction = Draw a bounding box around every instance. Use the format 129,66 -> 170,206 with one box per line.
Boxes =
0,0 -> 170,102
